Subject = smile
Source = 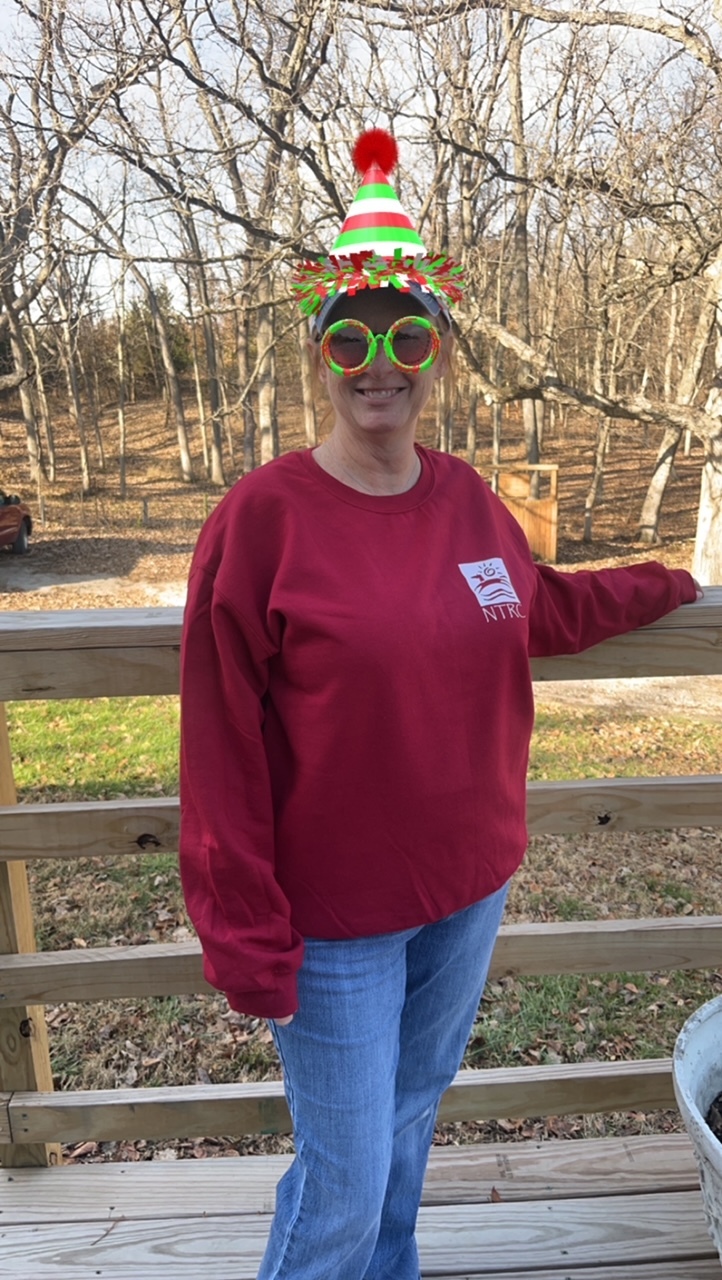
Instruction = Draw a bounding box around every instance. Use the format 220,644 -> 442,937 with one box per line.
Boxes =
356,388 -> 404,399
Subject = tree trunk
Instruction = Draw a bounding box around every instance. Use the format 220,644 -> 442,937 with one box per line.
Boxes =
219,377 -> 235,467
26,326 -> 56,482
201,287 -> 225,485
436,378 -> 453,453
116,293 -> 128,500
692,427 -> 722,582
298,316 -> 317,447
180,213 -> 224,483
56,291 -> 91,494
638,264 -> 719,541
1,294 -> 43,482
77,343 -> 106,472
184,281 -> 210,475
9,329 -> 43,483
504,10 -> 540,494
583,417 -> 612,543
693,343 -> 722,581
466,384 -> 479,467
147,288 -> 193,482
257,272 -> 278,465
637,425 -> 683,543
238,304 -> 256,473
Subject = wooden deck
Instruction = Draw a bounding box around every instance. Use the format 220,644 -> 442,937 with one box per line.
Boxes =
1,1134 -> 720,1278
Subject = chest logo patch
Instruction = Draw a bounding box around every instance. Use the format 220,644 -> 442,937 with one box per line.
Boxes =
458,557 -> 521,610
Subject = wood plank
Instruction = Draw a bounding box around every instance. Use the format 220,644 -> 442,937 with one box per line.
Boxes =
0,594 -> 719,702
0,705 -> 58,1170
0,942 -> 214,1005
0,608 -> 184,652
532,624 -> 722,680
438,1059 -> 676,1125
0,1135 -> 702,1224
3,917 -> 721,1007
0,647 -> 179,702
526,775 -> 722,834
7,633 -> 719,695
0,1191 -> 713,1277
0,596 -> 717,654
3,775 -> 721,866
0,797 -> 179,863
441,1266 -> 722,1280
490,916 -> 722,979
5,1059 -> 676,1146
0,1093 -> 12,1142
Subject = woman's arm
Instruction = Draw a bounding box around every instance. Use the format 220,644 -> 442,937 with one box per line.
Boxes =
527,561 -> 698,658
179,563 -> 303,1019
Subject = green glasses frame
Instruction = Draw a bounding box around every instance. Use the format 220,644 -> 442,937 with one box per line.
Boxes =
320,315 -> 441,378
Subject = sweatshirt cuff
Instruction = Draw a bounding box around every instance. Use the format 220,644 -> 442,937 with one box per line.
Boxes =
674,569 -> 698,604
224,975 -> 299,1020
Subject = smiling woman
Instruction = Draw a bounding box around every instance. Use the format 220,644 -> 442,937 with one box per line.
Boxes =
178,126 -> 700,1280
310,288 -> 451,495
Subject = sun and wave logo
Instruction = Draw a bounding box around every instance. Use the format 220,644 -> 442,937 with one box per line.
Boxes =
458,558 -> 523,618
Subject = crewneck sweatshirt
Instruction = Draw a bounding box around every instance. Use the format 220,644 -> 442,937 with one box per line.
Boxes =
179,446 -> 696,1018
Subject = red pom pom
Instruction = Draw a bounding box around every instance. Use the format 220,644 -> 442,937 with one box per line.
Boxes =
352,128 -> 398,176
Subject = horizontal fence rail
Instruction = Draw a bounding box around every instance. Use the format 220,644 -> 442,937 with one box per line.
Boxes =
0,593 -> 721,699
1,775 -> 721,865
1,598 -> 721,1160
1,1058 -> 677,1146
0,917 -> 721,1008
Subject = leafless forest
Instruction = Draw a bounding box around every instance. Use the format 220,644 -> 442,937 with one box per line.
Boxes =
3,1 -> 722,576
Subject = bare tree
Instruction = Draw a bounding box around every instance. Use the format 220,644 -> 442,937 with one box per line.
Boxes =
0,0 -> 161,476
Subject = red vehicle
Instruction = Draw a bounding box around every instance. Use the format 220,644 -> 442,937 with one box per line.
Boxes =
0,492 -> 32,554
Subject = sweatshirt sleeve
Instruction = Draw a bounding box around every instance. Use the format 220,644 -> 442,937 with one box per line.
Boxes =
179,561 -> 304,1019
527,561 -> 697,658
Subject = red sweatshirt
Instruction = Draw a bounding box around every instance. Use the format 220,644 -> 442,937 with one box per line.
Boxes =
179,446 -> 696,1018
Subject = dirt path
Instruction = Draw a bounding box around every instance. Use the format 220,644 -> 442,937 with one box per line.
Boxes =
534,674 -> 722,720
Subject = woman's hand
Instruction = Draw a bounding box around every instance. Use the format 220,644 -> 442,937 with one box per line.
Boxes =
694,579 -> 705,600
275,1015 -> 294,1026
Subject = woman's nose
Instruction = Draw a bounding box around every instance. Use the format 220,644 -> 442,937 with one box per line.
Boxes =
369,338 -> 394,372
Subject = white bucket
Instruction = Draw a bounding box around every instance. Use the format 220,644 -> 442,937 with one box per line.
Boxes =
673,993 -> 722,1260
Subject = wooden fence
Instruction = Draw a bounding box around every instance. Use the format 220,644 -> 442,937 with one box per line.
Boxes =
0,593 -> 721,1169
491,464 -> 559,562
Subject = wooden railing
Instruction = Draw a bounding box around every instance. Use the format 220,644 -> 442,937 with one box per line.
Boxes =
1,594 -> 721,1168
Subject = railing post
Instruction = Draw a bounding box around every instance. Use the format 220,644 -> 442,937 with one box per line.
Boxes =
0,703 -> 61,1167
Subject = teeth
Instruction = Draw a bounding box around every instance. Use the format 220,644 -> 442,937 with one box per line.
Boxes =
359,388 -> 400,398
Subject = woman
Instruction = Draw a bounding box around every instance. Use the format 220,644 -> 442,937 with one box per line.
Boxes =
179,130 -> 700,1280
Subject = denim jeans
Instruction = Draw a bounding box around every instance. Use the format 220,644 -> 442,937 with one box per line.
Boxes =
257,882 -> 509,1280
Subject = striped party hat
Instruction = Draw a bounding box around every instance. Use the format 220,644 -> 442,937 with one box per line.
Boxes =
292,127 -> 465,322
331,130 -> 426,256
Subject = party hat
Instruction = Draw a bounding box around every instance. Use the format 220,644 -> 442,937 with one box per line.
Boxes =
331,130 -> 426,256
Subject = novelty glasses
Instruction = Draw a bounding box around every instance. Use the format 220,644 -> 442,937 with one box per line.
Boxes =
320,315 -> 441,377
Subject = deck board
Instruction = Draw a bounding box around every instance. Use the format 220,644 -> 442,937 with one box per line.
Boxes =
0,1136 -> 702,1223
0,1191 -> 716,1277
0,1136 -> 719,1277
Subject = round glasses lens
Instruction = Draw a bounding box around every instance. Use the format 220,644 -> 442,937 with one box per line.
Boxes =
327,325 -> 371,371
390,322 -> 435,368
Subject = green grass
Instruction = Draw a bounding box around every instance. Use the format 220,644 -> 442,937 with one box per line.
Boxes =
530,707 -> 722,780
8,698 -> 722,802
6,696 -> 180,801
468,970 -> 722,1071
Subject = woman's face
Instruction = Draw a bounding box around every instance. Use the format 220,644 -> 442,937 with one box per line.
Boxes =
314,289 -> 449,446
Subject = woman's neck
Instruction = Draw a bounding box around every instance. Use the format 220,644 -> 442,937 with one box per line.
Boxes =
313,434 -> 421,496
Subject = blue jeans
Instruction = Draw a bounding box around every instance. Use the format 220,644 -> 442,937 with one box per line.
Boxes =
257,882 -> 509,1280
